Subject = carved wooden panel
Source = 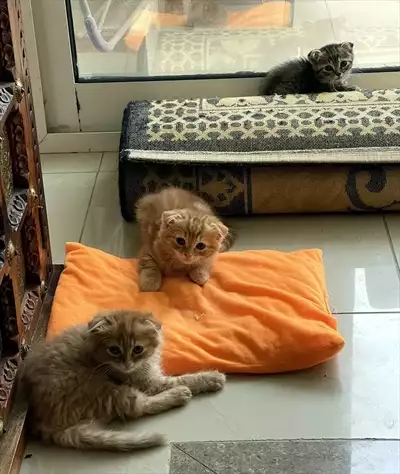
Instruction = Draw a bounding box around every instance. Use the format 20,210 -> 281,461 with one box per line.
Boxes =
20,288 -> 39,335
0,0 -> 52,441
22,210 -> 41,286
13,233 -> 25,302
0,357 -> 18,412
0,191 -> 5,278
0,87 -> 13,204
0,2 -> 14,82
12,0 -> 51,268
0,275 -> 18,359
0,233 -> 4,276
0,130 -> 13,204
7,109 -> 29,189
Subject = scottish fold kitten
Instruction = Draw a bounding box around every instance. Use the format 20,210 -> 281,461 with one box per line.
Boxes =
136,188 -> 233,292
23,310 -> 226,451
262,42 -> 356,95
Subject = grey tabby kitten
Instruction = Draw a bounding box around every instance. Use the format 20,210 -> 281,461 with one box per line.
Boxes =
23,310 -> 225,451
262,42 -> 355,95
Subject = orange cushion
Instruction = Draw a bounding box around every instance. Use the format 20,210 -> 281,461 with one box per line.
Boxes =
48,243 -> 344,375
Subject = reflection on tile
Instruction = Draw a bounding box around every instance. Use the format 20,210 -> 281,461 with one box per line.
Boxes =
21,442 -> 170,474
82,180 -> 399,313
100,151 -> 118,172
81,172 -> 139,257
170,447 -> 213,474
228,215 -> 400,313
44,173 -> 96,264
41,153 -> 102,173
386,214 -> 400,267
172,440 -> 400,474
22,314 -> 400,473
37,313 -> 396,446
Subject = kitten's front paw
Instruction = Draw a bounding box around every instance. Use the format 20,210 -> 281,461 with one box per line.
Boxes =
139,271 -> 162,292
189,268 -> 210,286
164,386 -> 192,407
200,372 -> 226,392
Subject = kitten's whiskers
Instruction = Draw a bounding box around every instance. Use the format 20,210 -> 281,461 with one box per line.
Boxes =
93,362 -> 112,376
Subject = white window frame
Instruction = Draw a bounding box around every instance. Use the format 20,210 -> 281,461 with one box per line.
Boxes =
24,0 -> 400,154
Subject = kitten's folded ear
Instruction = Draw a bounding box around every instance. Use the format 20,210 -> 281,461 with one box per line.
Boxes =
211,220 -> 229,242
161,209 -> 186,227
307,49 -> 322,63
341,41 -> 354,51
139,313 -> 162,332
88,313 -> 113,333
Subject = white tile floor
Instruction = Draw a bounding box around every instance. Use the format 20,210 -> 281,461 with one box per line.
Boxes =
21,152 -> 400,474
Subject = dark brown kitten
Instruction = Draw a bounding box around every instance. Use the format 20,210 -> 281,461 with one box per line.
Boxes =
262,42 -> 356,95
23,310 -> 226,451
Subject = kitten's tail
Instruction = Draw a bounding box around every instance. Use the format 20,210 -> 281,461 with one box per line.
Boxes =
220,229 -> 236,252
49,422 -> 166,451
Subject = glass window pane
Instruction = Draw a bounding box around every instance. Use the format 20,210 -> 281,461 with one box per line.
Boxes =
67,0 -> 400,81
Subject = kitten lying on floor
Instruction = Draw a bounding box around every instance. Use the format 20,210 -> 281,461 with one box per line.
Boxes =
262,42 -> 356,95
23,310 -> 226,451
136,188 -> 234,292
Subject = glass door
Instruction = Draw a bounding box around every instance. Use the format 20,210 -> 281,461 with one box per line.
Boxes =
31,0 -> 400,139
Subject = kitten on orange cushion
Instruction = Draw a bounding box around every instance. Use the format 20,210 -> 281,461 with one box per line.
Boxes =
135,188 -> 233,292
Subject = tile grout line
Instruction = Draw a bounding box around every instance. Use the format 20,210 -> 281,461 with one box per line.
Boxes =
42,170 -> 100,175
98,151 -> 105,172
174,438 -> 400,444
41,152 -> 104,174
173,444 -> 218,474
78,153 -> 104,243
383,214 -> 400,278
336,311 -> 400,315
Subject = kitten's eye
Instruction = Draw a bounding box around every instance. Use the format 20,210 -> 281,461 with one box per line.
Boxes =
340,60 -> 349,69
107,346 -> 121,356
324,65 -> 334,72
132,345 -> 144,355
196,242 -> 206,251
176,237 -> 186,246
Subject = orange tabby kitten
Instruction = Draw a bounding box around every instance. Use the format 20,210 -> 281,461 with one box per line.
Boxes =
135,188 -> 232,292
23,310 -> 225,451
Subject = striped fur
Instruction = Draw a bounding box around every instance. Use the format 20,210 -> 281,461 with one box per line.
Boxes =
135,188 -> 233,291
